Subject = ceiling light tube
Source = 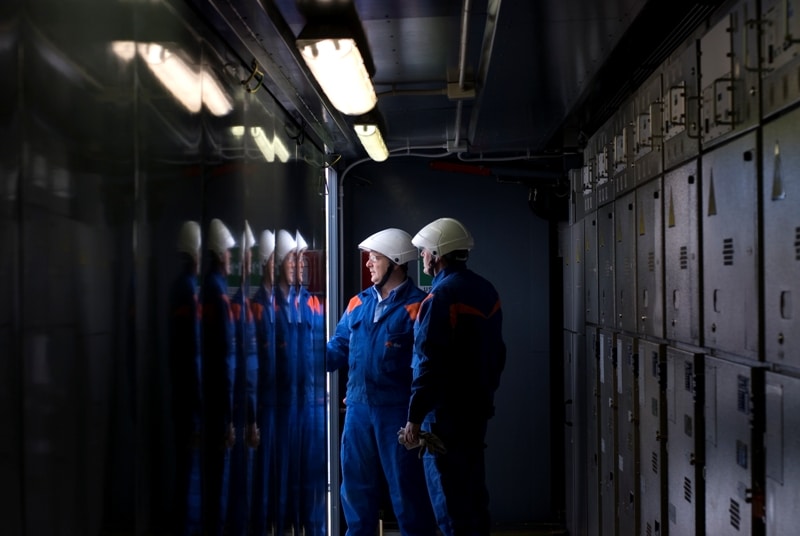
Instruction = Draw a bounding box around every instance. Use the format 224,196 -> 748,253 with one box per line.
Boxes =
297,32 -> 377,116
354,123 -> 388,162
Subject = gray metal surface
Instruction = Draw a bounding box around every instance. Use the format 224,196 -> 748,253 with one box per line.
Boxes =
632,70 -> 664,186
585,216 -> 600,326
703,356 -> 759,535
699,0 -> 761,150
615,334 -> 639,536
762,108 -> 800,370
614,192 -> 638,333
586,327 -> 602,536
637,340 -> 667,536
765,371 -> 800,536
598,329 -> 618,536
565,331 -> 588,536
662,30 -> 701,172
635,178 -> 664,339
666,346 -> 704,536
761,0 -> 800,119
701,131 -> 759,359
663,161 -> 701,346
598,205 -> 616,328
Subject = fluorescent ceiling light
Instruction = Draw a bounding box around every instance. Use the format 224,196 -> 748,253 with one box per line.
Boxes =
111,41 -> 232,117
297,37 -> 377,116
250,126 -> 275,162
354,123 -> 388,162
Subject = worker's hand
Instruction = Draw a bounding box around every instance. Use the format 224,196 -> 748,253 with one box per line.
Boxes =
247,423 -> 261,448
225,423 -> 236,449
403,421 -> 421,446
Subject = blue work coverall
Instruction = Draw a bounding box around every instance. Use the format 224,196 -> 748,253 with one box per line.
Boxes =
250,284 -> 276,536
228,284 -> 259,535
168,257 -> 202,535
200,265 -> 237,536
297,285 -> 327,536
408,265 -> 506,536
327,278 -> 437,536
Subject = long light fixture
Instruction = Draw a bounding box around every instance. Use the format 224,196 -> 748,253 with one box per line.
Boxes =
296,24 -> 377,116
353,111 -> 388,162
111,41 -> 233,117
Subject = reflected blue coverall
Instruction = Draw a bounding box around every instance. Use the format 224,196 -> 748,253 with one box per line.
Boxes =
229,284 -> 259,535
250,283 -> 276,536
274,284 -> 299,534
168,256 -> 203,536
201,263 -> 237,536
408,265 -> 506,536
297,285 -> 327,536
327,279 -> 437,536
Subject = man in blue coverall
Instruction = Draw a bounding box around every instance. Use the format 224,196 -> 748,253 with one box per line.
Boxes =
200,218 -> 238,536
168,220 -> 203,536
327,228 -> 437,536
228,220 -> 261,535
402,217 -> 506,536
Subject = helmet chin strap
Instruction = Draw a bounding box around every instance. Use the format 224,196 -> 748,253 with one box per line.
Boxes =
426,255 -> 439,276
375,262 -> 395,289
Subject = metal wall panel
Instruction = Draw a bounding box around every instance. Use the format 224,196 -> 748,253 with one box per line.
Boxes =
663,161 -> 701,346
701,132 -> 759,359
616,334 -> 639,536
662,30 -> 700,172
561,222 -> 576,334
632,71 -> 664,186
765,371 -> 800,536
587,327 -> 602,536
598,329 -> 618,536
638,340 -> 667,536
565,331 -> 588,536
699,0 -> 760,150
760,0 -> 800,119
598,205 -> 616,328
666,346 -> 704,536
573,222 -> 586,335
762,109 -> 800,369
703,356 -> 762,535
614,192 -> 637,333
570,168 -> 582,225
585,216 -> 600,326
635,178 -> 664,339
613,100 -> 635,197
594,123 -> 616,208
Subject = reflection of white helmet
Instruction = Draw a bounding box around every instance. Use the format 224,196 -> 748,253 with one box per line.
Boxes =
359,228 -> 417,264
258,229 -> 276,264
412,217 -> 474,257
242,220 -> 256,250
275,229 -> 296,264
177,220 -> 201,257
208,218 -> 236,257
296,230 -> 308,253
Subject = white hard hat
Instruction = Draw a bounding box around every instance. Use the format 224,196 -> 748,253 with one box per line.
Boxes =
242,220 -> 256,250
359,228 -> 417,264
296,230 -> 308,253
208,218 -> 236,257
258,229 -> 276,264
275,229 -> 296,264
176,220 -> 201,257
412,217 -> 474,257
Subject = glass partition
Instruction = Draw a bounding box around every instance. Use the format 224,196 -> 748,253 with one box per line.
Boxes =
4,0 -> 330,534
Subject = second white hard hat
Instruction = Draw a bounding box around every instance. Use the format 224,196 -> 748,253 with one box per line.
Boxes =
359,228 -> 417,265
412,217 -> 474,257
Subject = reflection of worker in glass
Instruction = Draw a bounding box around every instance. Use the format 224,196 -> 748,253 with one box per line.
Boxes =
296,231 -> 327,536
250,229 -> 277,536
168,220 -> 203,536
273,229 -> 300,534
228,220 -> 261,536
327,228 -> 437,536
200,218 -> 237,536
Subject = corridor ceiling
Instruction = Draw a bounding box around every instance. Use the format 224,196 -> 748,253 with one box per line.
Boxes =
190,0 -> 727,169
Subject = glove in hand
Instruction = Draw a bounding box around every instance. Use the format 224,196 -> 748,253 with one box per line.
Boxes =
397,428 -> 447,458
